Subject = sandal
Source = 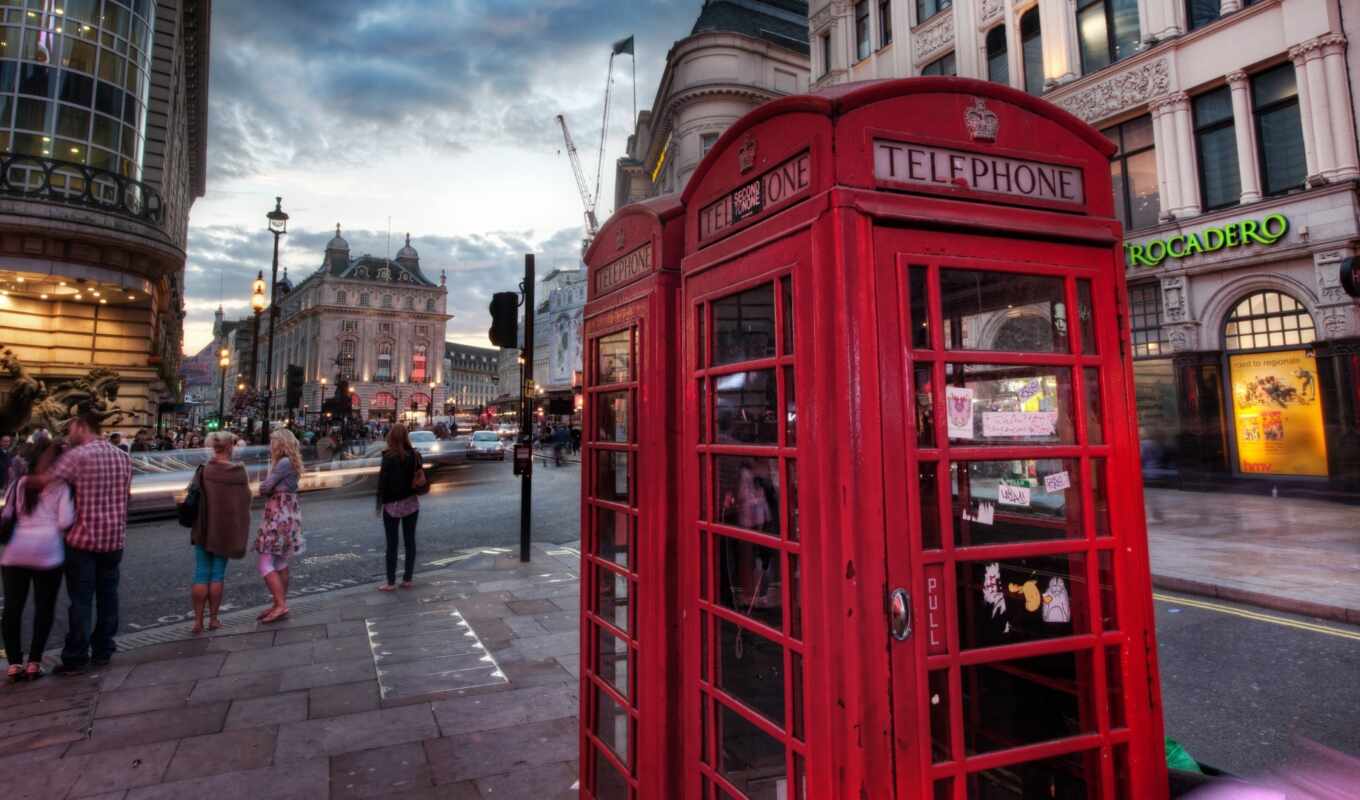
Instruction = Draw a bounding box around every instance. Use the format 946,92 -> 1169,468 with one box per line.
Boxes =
260,607 -> 290,624
24,662 -> 42,681
190,621 -> 204,635
6,664 -> 21,682
378,584 -> 396,592
208,618 -> 223,631
256,608 -> 272,621
400,581 -> 414,589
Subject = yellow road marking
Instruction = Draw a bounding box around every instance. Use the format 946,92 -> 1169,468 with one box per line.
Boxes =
1153,592 -> 1360,642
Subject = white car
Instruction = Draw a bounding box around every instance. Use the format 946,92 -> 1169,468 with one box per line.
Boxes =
469,430 -> 505,460
409,430 -> 467,466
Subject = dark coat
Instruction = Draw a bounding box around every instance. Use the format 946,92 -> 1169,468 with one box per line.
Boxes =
190,460 -> 252,559
378,450 -> 417,506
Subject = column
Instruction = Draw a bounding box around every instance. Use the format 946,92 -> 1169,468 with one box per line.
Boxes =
1170,93 -> 1201,217
1142,0 -> 1182,41
1220,0 -> 1242,14
1038,0 -> 1078,85
1289,43 -> 1320,181
1321,35 -> 1360,180
1005,0 -> 1024,91
1149,95 -> 1183,221
1226,71 -> 1262,204
1302,40 -> 1336,180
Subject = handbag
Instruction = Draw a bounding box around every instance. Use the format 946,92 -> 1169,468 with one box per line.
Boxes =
177,465 -> 204,528
411,458 -> 429,496
0,481 -> 17,545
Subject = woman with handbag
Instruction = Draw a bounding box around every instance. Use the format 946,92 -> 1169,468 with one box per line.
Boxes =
186,431 -> 252,634
254,429 -> 304,624
0,439 -> 72,680
376,424 -> 425,591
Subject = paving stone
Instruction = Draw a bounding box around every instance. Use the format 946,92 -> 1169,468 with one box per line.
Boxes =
114,638 -> 211,665
329,741 -> 432,800
464,618 -> 514,645
327,620 -> 369,638
94,663 -> 135,692
507,583 -> 579,602
224,691 -> 309,730
0,689 -> 97,723
0,705 -> 94,739
311,634 -> 373,663
218,641 -> 317,676
124,756 -> 331,800
474,759 -> 578,799
0,743 -> 83,797
272,624 -> 330,645
187,670 -> 284,704
275,703 -> 438,762
431,684 -> 577,737
504,598 -> 557,615
499,657 -> 576,689
502,616 -> 551,638
308,680 -> 380,719
66,739 -> 179,797
163,726 -> 277,782
68,702 -> 230,754
0,723 -> 87,754
121,653 -> 226,689
555,656 -> 581,680
94,681 -> 195,718
77,791 -> 129,800
425,716 -> 577,784
278,657 -> 376,692
510,631 -> 580,661
205,631 -> 276,653
532,611 -> 577,632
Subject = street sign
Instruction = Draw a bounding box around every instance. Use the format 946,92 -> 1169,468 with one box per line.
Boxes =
513,443 -> 532,476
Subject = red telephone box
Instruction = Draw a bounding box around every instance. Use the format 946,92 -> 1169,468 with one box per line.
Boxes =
583,77 -> 1168,800
580,195 -> 685,800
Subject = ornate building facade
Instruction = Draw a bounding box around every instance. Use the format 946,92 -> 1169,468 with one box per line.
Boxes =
0,0 -> 210,433
443,342 -> 498,414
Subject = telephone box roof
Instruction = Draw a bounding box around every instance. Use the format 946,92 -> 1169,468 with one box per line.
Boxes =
584,193 -> 683,266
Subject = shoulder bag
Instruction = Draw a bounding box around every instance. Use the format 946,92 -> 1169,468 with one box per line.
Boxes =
177,465 -> 204,528
0,480 -> 18,545
410,454 -> 429,496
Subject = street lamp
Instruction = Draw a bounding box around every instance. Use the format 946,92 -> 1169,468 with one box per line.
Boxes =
262,197 -> 288,444
217,347 -> 230,423
428,380 -> 437,424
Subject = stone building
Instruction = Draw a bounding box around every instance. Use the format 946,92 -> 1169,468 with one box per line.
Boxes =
260,227 -> 451,426
443,342 -> 499,414
0,0 -> 210,433
615,0 -> 811,207
532,267 -> 587,415
807,0 -> 1360,486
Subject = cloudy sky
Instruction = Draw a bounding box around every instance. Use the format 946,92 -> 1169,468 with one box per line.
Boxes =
183,0 -> 700,354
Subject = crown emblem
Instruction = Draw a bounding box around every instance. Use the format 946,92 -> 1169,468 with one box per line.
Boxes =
738,136 -> 757,173
965,97 -> 999,142
615,227 -> 626,251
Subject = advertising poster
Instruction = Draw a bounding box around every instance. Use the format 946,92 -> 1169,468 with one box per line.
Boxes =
1228,350 -> 1327,477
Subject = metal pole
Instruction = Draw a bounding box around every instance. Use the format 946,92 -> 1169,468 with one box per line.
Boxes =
218,363 -> 226,421
520,254 -> 535,563
263,229 -> 280,444
251,310 -> 262,441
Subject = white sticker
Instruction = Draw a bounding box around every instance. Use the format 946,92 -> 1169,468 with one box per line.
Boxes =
981,411 -> 1058,438
1043,471 -> 1071,493
962,500 -> 995,526
996,483 -> 1031,507
946,386 -> 975,440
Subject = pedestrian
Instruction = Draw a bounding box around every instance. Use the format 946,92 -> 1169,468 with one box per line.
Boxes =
0,433 -> 14,491
187,431 -> 252,634
376,424 -> 421,591
25,410 -> 132,676
108,432 -> 129,452
316,430 -> 336,462
1,439 -> 73,680
253,429 -> 303,624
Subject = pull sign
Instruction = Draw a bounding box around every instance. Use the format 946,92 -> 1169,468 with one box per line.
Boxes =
890,588 -> 912,642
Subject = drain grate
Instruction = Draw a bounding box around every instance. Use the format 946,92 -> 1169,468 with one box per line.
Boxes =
366,602 -> 507,700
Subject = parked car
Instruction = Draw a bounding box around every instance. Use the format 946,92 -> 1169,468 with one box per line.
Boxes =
469,430 -> 506,460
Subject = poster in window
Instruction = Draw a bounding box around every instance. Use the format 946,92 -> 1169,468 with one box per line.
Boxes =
1228,350 -> 1327,477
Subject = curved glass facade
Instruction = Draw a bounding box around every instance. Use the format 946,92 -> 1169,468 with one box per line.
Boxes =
0,0 -> 155,178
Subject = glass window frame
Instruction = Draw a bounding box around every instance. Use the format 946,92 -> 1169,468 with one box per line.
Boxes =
1020,8 -> 1044,95
879,0 -> 893,48
921,51 -> 956,77
985,24 -> 1008,85
819,31 -> 832,77
1076,0 -> 1140,75
916,0 -> 953,26
1193,86 -> 1241,211
1222,290 -> 1316,352
855,0 -> 871,61
1104,115 -> 1160,231
1251,64 -> 1306,198
1127,283 -> 1168,359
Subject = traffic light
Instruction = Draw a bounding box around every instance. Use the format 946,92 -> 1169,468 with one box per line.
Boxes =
488,292 -> 519,348
285,365 -> 304,410
205,417 -> 221,431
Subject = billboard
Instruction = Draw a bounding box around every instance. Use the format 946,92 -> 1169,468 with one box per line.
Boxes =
1228,350 -> 1327,477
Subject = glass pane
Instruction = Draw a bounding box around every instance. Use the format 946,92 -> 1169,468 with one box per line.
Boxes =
1111,0 -> 1140,62
716,618 -> 786,726
1076,280 -> 1096,355
967,749 -> 1098,798
594,745 -> 630,800
915,364 -> 936,447
599,391 -> 629,443
1084,368 -> 1104,444
1107,646 -> 1125,728
919,462 -> 942,550
1077,4 -> 1110,73
714,702 -> 786,799
791,652 -> 805,740
597,567 -> 631,634
716,456 -> 781,537
715,533 -> 783,630
781,276 -> 794,356
714,284 -> 776,366
929,670 -> 951,763
1258,103 -> 1306,195
1098,550 -> 1117,630
715,369 -> 777,445
940,270 -> 1068,353
962,651 -> 1096,755
934,779 -> 954,800
1197,124 -> 1240,209
1193,86 -> 1234,127
1090,459 -> 1110,537
1127,148 -> 1160,229
595,506 -> 631,569
956,552 -> 1089,649
946,364 -> 1075,445
1110,159 -> 1128,229
1251,63 -> 1297,108
786,461 -> 799,542
597,451 -> 629,504
1187,0 -> 1219,29
788,554 -> 802,639
699,455 -> 710,521
951,459 -> 1085,547
910,266 -> 930,349
597,625 -> 629,698
598,331 -> 631,384
1021,10 -> 1044,96
595,684 -> 630,762
698,302 -> 708,368
698,378 -> 709,444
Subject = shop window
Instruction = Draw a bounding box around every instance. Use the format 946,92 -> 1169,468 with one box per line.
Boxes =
1076,0 -> 1140,74
917,0 -> 952,25
1021,8 -> 1044,95
338,340 -> 356,381
1128,283 -> 1167,358
819,32 -> 832,77
921,51 -> 956,77
1223,290 -> 1315,351
1252,64 -> 1306,197
1105,115 -> 1160,230
986,26 -> 1008,85
376,342 -> 393,382
1193,87 -> 1240,210
879,0 -> 893,47
412,343 -> 428,383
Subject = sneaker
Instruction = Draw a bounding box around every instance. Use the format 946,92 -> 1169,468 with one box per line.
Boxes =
52,663 -> 87,677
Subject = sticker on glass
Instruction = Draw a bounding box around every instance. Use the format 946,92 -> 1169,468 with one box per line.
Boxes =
982,563 -> 1006,619
996,483 -> 1031,507
962,500 -> 994,526
946,386 -> 974,439
981,411 -> 1058,438
1005,576 -> 1071,624
1043,471 -> 1071,493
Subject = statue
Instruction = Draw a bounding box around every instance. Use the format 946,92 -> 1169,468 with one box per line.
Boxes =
0,348 -> 124,434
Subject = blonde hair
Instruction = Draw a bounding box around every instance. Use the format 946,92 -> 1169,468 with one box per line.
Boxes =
270,429 -> 303,472
206,431 -> 236,454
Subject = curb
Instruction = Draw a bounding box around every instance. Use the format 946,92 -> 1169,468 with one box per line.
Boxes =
1151,573 -> 1360,626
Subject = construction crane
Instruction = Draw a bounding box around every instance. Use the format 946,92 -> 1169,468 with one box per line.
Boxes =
557,47 -> 621,255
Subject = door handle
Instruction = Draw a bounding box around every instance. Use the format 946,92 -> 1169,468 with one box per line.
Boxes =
889,587 -> 912,642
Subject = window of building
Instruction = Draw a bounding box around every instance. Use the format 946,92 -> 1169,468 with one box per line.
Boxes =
1105,115 -> 1160,230
855,1 -> 871,61
1021,8 -> 1044,95
1193,87 -> 1241,210
376,342 -> 393,382
820,32 -> 832,77
1128,283 -> 1168,358
1252,64 -> 1306,197
1224,291 -> 1315,351
700,132 -> 719,158
416,325 -> 429,336
379,322 -> 392,335
426,298 -> 436,312
916,0 -> 952,25
341,320 -> 357,333
335,290 -> 347,305
412,343 -> 428,383
382,294 -> 393,309
1186,0 -> 1220,31
921,51 -> 956,77
339,340 -> 356,381
404,296 -> 414,310
985,25 -> 1008,85
879,0 -> 893,47
359,293 -> 370,307
1077,0 -> 1140,74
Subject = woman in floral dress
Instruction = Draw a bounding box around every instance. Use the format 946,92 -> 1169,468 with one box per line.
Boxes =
255,429 -> 304,624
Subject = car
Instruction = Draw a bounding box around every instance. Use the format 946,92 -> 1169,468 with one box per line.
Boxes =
469,430 -> 505,460
409,429 -> 467,466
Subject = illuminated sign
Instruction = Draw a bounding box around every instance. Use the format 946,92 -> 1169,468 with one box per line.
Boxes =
872,139 -> 1085,205
594,245 -> 652,295
1126,214 -> 1288,268
1228,349 -> 1327,477
650,133 -> 671,184
699,151 -> 811,242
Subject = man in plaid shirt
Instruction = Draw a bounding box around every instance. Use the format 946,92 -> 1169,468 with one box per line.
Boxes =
34,411 -> 133,674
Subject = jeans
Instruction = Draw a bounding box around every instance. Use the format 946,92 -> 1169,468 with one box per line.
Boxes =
62,547 -> 122,667
2,566 -> 63,664
192,545 -> 228,585
383,511 -> 418,585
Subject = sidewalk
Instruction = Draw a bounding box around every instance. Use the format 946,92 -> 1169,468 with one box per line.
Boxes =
0,541 -> 583,800
1145,487 -> 1360,624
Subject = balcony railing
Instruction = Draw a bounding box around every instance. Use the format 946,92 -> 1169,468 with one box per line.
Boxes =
0,153 -> 163,225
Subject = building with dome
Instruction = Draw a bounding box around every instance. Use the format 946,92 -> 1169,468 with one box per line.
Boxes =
257,225 -> 451,425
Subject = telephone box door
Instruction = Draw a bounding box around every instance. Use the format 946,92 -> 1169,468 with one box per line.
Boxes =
874,227 -> 1165,799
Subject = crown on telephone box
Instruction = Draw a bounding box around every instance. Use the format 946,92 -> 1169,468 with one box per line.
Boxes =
965,97 -> 999,142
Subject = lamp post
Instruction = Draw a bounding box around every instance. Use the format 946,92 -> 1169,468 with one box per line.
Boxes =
217,347 -> 230,423
249,270 -> 267,441
262,197 -> 289,444
428,380 -> 437,426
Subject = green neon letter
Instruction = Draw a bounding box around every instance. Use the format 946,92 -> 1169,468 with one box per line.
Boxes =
1260,213 -> 1289,243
